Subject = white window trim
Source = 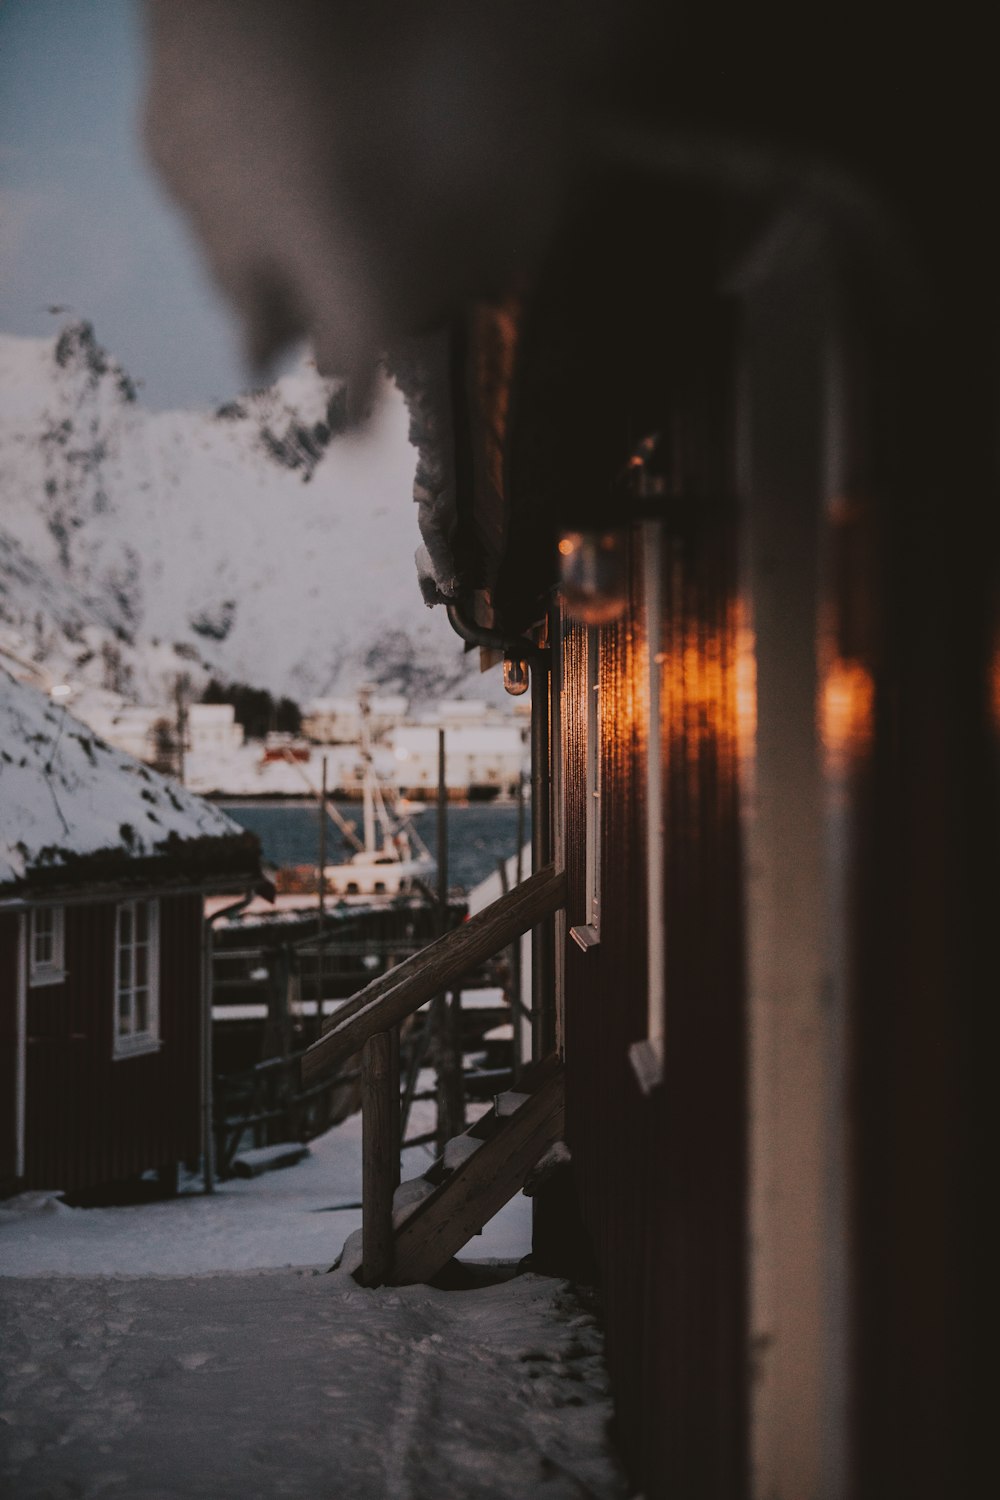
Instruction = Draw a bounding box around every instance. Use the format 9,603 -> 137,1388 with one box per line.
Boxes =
29,905 -> 66,987
570,625 -> 602,952
113,898 -> 161,1060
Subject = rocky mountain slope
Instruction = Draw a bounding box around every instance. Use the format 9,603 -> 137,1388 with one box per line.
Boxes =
0,322 -> 481,707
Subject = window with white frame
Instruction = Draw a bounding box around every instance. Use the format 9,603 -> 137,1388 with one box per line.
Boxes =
29,905 -> 66,986
113,898 -> 160,1057
570,625 -> 601,950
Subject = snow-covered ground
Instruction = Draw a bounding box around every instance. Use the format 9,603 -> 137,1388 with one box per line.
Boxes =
0,1270 -> 625,1500
0,1104 -> 629,1498
0,1103 -> 527,1278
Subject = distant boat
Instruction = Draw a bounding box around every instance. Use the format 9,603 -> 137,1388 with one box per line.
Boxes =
393,796 -> 426,818
275,686 -> 435,904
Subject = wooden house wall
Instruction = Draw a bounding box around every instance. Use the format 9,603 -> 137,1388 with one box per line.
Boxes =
0,913 -> 20,1187
560,525 -> 747,1498
23,892 -> 203,1192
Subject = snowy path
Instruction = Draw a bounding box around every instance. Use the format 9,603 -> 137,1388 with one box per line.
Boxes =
0,1269 -> 626,1499
0,1108 -> 629,1497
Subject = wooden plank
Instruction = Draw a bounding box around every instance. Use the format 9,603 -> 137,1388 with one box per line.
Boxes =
359,1033 -> 396,1287
391,1060 -> 565,1286
301,865 -> 566,1086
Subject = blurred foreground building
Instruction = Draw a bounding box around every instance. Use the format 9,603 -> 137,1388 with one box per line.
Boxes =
146,4 -> 994,1495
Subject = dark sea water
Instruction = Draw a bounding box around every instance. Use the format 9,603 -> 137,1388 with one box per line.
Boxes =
221,799 -> 528,895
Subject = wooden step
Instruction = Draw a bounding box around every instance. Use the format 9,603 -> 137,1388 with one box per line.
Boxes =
388,1057 -> 565,1286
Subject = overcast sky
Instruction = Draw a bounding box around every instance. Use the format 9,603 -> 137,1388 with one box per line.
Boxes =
0,0 -> 266,409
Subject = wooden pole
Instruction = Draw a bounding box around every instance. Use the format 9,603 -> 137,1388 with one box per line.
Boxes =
437,728 -> 448,918
317,754 -> 327,1038
389,1025 -> 401,1190
201,915 -> 216,1194
513,758 -> 526,1080
434,726 -> 452,1155
531,659 -> 553,1059
360,1032 -> 396,1286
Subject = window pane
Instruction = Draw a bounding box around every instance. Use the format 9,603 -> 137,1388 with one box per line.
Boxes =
32,910 -> 54,967
135,945 -> 148,988
118,946 -> 131,990
135,902 -> 149,943
134,989 -> 148,1033
120,905 -> 133,947
118,992 -> 131,1032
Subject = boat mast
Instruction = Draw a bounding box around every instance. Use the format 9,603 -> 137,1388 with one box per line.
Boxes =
358,687 -> 377,855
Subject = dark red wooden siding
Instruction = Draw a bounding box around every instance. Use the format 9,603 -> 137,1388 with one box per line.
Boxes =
23,892 -> 203,1192
561,524 -> 746,1498
0,913 -> 20,1187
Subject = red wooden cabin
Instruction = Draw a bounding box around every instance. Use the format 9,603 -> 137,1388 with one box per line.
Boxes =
0,670 -> 262,1198
144,8 -> 994,1496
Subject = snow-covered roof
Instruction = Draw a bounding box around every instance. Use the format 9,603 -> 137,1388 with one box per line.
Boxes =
0,669 -> 260,895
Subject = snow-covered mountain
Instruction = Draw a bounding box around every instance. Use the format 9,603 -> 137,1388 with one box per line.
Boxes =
0,322 -> 481,708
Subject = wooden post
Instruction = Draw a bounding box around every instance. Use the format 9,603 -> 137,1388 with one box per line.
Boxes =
433,727 -> 458,1154
389,1025 -> 401,1191
360,1031 -> 396,1286
531,659 -> 553,1059
448,988 -> 465,1135
497,854 -> 523,1082
437,728 -> 448,917
316,754 -> 327,1039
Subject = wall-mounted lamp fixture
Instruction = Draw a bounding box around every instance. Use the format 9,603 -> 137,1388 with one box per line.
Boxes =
502,655 -> 530,696
557,530 -> 628,624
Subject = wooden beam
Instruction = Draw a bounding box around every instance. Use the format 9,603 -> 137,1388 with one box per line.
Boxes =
359,1033 -> 396,1287
301,864 -> 566,1086
391,1061 -> 565,1286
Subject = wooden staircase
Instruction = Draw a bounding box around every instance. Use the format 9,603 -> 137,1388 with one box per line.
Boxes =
299,864 -> 567,1286
389,1053 -> 564,1285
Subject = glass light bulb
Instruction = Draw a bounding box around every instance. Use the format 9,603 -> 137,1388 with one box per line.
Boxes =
503,657 -> 530,696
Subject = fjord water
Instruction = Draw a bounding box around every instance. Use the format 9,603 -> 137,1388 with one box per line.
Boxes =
221,799 -> 527,895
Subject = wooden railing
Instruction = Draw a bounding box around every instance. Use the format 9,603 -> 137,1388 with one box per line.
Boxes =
299,863 -> 567,1284
213,1050 -> 361,1176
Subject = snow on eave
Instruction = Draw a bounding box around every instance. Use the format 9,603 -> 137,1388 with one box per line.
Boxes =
0,668 -> 261,894
389,333 -> 462,606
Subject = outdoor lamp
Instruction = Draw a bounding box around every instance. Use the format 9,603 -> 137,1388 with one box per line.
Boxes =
502,655 -> 530,696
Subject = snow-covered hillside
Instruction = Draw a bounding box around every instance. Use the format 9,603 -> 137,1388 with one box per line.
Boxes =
0,322 -> 480,707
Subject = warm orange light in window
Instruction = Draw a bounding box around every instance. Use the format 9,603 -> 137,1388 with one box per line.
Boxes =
642,594 -> 754,780
558,537 -> 575,557
735,607 -> 757,767
820,657 -> 874,776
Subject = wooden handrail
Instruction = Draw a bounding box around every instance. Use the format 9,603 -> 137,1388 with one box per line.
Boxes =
300,864 -> 566,1087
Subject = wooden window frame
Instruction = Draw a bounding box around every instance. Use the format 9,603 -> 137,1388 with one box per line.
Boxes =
113,898 -> 161,1059
29,905 -> 66,987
